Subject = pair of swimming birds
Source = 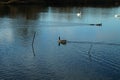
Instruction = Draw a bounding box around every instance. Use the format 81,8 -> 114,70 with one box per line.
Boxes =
89,23 -> 102,26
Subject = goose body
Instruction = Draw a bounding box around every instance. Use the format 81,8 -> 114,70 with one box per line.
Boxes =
58,36 -> 67,45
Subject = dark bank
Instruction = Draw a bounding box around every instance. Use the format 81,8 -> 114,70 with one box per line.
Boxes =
0,0 -> 120,6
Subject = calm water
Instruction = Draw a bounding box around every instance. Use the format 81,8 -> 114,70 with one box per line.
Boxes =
0,6 -> 120,80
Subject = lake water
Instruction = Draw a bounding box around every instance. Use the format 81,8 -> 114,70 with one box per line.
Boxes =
0,5 -> 120,80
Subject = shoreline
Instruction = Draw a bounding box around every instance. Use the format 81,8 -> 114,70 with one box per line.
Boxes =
0,1 -> 120,7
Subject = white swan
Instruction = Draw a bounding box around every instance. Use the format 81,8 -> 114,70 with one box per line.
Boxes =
77,12 -> 81,17
115,14 -> 120,18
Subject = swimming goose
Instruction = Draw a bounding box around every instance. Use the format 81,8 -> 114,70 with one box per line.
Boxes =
58,36 -> 67,45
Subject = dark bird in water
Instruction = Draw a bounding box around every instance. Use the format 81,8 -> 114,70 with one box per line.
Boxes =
96,23 -> 102,26
58,36 -> 67,45
90,23 -> 102,26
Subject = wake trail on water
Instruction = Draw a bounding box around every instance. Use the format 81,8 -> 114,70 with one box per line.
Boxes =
67,41 -> 120,46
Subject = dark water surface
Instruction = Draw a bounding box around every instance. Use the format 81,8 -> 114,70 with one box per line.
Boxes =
0,6 -> 120,80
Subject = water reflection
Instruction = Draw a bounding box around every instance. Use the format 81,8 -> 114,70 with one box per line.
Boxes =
88,44 -> 93,62
32,32 -> 36,56
0,5 -> 119,21
0,6 -> 120,80
0,5 -> 45,19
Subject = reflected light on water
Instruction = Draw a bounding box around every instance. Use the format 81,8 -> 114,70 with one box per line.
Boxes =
0,18 -> 14,43
0,28 -> 13,43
